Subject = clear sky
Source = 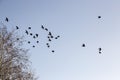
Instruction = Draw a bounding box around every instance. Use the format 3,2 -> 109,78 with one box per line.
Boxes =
1,0 -> 120,80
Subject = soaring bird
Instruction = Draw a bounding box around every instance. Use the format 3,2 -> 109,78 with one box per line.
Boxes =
51,36 -> 54,38
48,39 -> 51,41
52,50 -> 55,53
28,41 -> 30,44
55,37 -> 58,39
5,17 -> 9,22
47,45 -> 50,48
17,38 -> 19,40
33,45 -> 35,48
30,33 -> 33,36
28,27 -> 31,29
25,30 -> 28,35
46,43 -> 49,45
45,28 -> 48,31
33,36 -> 36,39
48,32 -> 52,35
16,26 -> 19,29
98,16 -> 101,19
99,48 -> 102,51
57,35 -> 60,38
35,34 -> 38,37
36,41 -> 39,43
41,25 -> 44,29
82,44 -> 85,47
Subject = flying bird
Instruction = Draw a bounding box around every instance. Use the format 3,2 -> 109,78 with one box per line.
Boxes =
30,33 -> 33,36
17,38 -> 19,40
41,25 -> 44,29
5,17 -> 9,22
36,41 -> 39,43
52,50 -> 55,53
35,34 -> 38,37
48,39 -> 51,41
55,37 -> 58,39
32,45 -> 35,48
48,32 -> 52,35
51,36 -> 54,38
82,44 -> 85,47
25,30 -> 28,35
45,28 -> 48,31
28,27 -> 31,29
98,16 -> 101,19
98,48 -> 102,54
28,41 -> 30,44
33,36 -> 36,39
16,26 -> 19,29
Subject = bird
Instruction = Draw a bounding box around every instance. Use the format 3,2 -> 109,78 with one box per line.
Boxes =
25,30 -> 28,35
48,39 -> 51,41
98,16 -> 101,19
33,36 -> 36,39
57,35 -> 60,38
51,36 -> 54,38
32,45 -> 35,48
17,38 -> 19,40
36,41 -> 39,43
99,51 -> 101,54
47,45 -> 50,48
48,32 -> 52,35
55,37 -> 58,39
46,43 -> 49,45
47,36 -> 50,39
30,33 -> 33,36
99,48 -> 102,51
16,26 -> 19,29
82,44 -> 85,47
41,25 -> 44,29
28,27 -> 31,29
28,41 -> 30,44
52,50 -> 55,53
45,28 -> 48,31
5,17 -> 9,22
35,34 -> 38,37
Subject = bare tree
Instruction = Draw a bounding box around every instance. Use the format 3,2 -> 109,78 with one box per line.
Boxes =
0,22 -> 37,80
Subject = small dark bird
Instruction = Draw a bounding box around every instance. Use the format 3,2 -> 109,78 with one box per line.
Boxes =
41,25 -> 44,29
47,45 -> 50,48
16,26 -> 19,29
51,36 -> 54,38
33,36 -> 36,39
98,16 -> 101,19
48,39 -> 51,41
35,34 -> 38,37
82,44 -> 85,47
47,36 -> 50,39
28,27 -> 31,29
25,30 -> 28,35
52,50 -> 55,53
99,48 -> 102,51
99,51 -> 101,54
48,32 -> 52,35
46,43 -> 49,45
28,41 -> 30,44
33,45 -> 35,48
57,35 -> 60,38
45,28 -> 48,31
55,37 -> 58,39
30,33 -> 33,36
36,41 -> 39,43
17,38 -> 19,40
5,17 -> 9,22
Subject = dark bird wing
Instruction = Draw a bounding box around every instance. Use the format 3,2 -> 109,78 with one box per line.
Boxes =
5,17 -> 9,22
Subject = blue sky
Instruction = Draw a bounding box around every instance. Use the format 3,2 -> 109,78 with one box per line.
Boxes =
1,0 -> 120,80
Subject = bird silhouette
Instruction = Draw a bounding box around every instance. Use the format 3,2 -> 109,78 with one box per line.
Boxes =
25,30 -> 28,35
28,27 -> 31,29
48,32 -> 52,35
32,45 -> 35,48
99,48 -> 102,51
41,25 -> 44,29
98,16 -> 101,19
55,37 -> 58,39
57,35 -> 60,38
28,41 -> 30,44
82,44 -> 85,47
17,38 -> 19,40
30,33 -> 33,36
46,43 -> 49,45
52,50 -> 55,53
51,36 -> 54,38
16,26 -> 19,29
45,28 -> 48,31
33,36 -> 36,39
5,17 -> 9,22
36,41 -> 39,43
48,39 -> 51,41
35,34 -> 38,37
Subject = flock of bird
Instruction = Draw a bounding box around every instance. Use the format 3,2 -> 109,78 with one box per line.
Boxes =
5,16 -> 102,54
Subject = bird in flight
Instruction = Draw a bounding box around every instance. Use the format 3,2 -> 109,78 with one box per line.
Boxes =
30,33 -> 33,36
45,28 -> 48,31
52,50 -> 55,53
5,17 -> 9,22
98,16 -> 101,19
41,25 -> 44,29
35,34 -> 38,37
98,48 -> 102,54
28,27 -> 31,29
25,30 -> 28,35
28,41 -> 30,44
82,44 -> 85,47
16,26 -> 19,29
